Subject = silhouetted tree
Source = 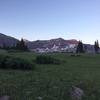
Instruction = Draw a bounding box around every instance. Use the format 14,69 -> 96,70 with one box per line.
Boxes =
16,39 -> 28,51
94,40 -> 99,53
76,41 -> 84,53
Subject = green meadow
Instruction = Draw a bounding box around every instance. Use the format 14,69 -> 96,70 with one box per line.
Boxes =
0,51 -> 100,100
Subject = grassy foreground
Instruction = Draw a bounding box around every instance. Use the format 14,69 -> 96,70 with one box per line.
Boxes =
0,51 -> 100,100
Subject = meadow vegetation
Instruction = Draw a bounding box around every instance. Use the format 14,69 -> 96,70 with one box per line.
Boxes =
35,55 -> 61,65
0,54 -> 34,70
0,50 -> 100,100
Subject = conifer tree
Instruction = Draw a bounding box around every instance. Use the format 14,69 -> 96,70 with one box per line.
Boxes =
16,38 -> 28,51
94,40 -> 99,53
76,41 -> 84,53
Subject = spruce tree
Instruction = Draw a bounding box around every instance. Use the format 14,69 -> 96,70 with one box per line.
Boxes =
16,38 -> 28,51
94,40 -> 99,53
76,41 -> 84,53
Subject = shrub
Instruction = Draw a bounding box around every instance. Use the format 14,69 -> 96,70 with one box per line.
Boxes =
35,55 -> 60,64
0,54 -> 34,70
0,55 -> 8,69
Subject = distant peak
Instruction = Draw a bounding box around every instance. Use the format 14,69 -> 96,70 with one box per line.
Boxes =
23,39 -> 30,42
50,38 -> 64,41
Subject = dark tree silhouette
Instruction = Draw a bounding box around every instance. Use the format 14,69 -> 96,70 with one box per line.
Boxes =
76,41 -> 84,53
94,40 -> 99,53
16,38 -> 28,51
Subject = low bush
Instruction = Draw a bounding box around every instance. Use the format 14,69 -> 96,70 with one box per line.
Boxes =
0,54 -> 34,70
35,55 -> 61,64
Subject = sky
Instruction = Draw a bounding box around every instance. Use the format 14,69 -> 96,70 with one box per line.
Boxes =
0,0 -> 100,44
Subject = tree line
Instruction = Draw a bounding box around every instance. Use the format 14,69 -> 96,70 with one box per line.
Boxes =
76,40 -> 99,54
0,39 -> 29,51
0,39 -> 100,53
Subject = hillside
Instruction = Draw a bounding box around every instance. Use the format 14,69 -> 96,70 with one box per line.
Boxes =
0,33 -> 79,50
26,38 -> 79,50
0,33 -> 19,47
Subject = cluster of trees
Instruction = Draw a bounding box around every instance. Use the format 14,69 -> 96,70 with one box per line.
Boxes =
16,39 -> 28,51
0,39 -> 29,51
76,40 -> 100,54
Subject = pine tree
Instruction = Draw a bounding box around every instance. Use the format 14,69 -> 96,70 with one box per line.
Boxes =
16,39 -> 28,51
94,40 -> 99,53
76,41 -> 84,53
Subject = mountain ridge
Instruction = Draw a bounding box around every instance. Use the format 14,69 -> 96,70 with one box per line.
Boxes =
0,33 -> 19,47
0,33 -> 95,53
0,33 -> 79,48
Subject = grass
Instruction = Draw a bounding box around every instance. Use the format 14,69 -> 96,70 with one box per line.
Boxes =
0,51 -> 100,99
